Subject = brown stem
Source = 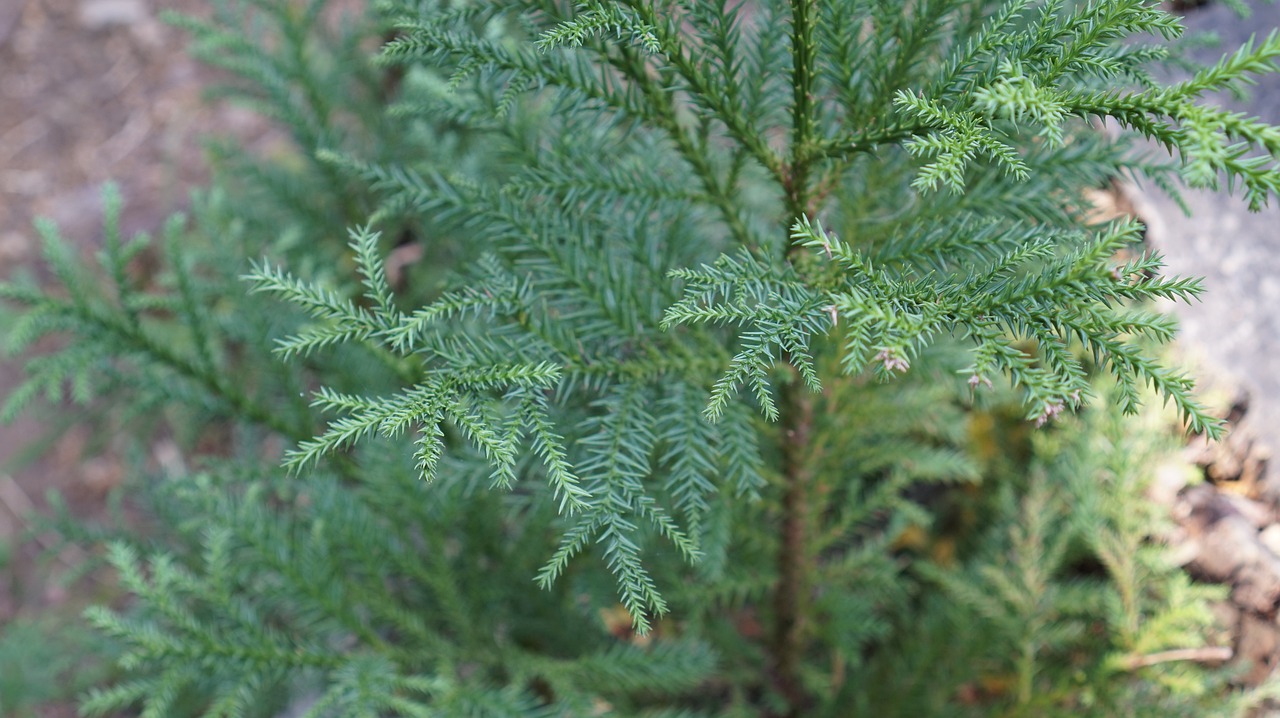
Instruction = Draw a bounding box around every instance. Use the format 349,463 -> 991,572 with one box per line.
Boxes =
772,373 -> 815,716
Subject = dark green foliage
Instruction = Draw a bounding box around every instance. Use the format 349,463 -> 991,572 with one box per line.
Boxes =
5,0 -> 1280,715
0,611 -> 115,717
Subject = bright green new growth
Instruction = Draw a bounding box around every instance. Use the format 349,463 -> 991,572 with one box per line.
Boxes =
7,0 -> 1280,715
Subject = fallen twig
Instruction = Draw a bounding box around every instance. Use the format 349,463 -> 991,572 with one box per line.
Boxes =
1118,646 -> 1234,671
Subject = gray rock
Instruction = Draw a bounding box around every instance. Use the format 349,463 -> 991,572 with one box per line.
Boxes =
1261,524 -> 1280,556
78,0 -> 148,30
1238,612 -> 1280,684
1133,0 -> 1280,489
1191,514 -> 1262,580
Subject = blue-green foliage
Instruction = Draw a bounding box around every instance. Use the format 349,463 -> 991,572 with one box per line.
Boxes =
5,0 -> 1280,715
0,612 -> 115,717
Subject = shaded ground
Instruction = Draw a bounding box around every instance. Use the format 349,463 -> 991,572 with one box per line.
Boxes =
0,0 -> 276,625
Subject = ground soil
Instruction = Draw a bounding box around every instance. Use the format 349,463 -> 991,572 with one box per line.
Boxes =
0,0 -> 278,628
0,3 -> 287,713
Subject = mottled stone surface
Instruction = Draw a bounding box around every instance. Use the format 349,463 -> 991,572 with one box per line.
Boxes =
1135,0 -> 1280,478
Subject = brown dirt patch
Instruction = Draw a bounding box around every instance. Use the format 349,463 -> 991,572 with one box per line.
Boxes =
0,0 -> 276,626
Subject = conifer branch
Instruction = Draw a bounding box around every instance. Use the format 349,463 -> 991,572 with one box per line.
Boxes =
609,44 -> 762,247
616,0 -> 786,183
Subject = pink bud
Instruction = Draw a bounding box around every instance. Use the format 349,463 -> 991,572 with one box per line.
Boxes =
875,348 -> 910,374
1034,401 -> 1065,427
